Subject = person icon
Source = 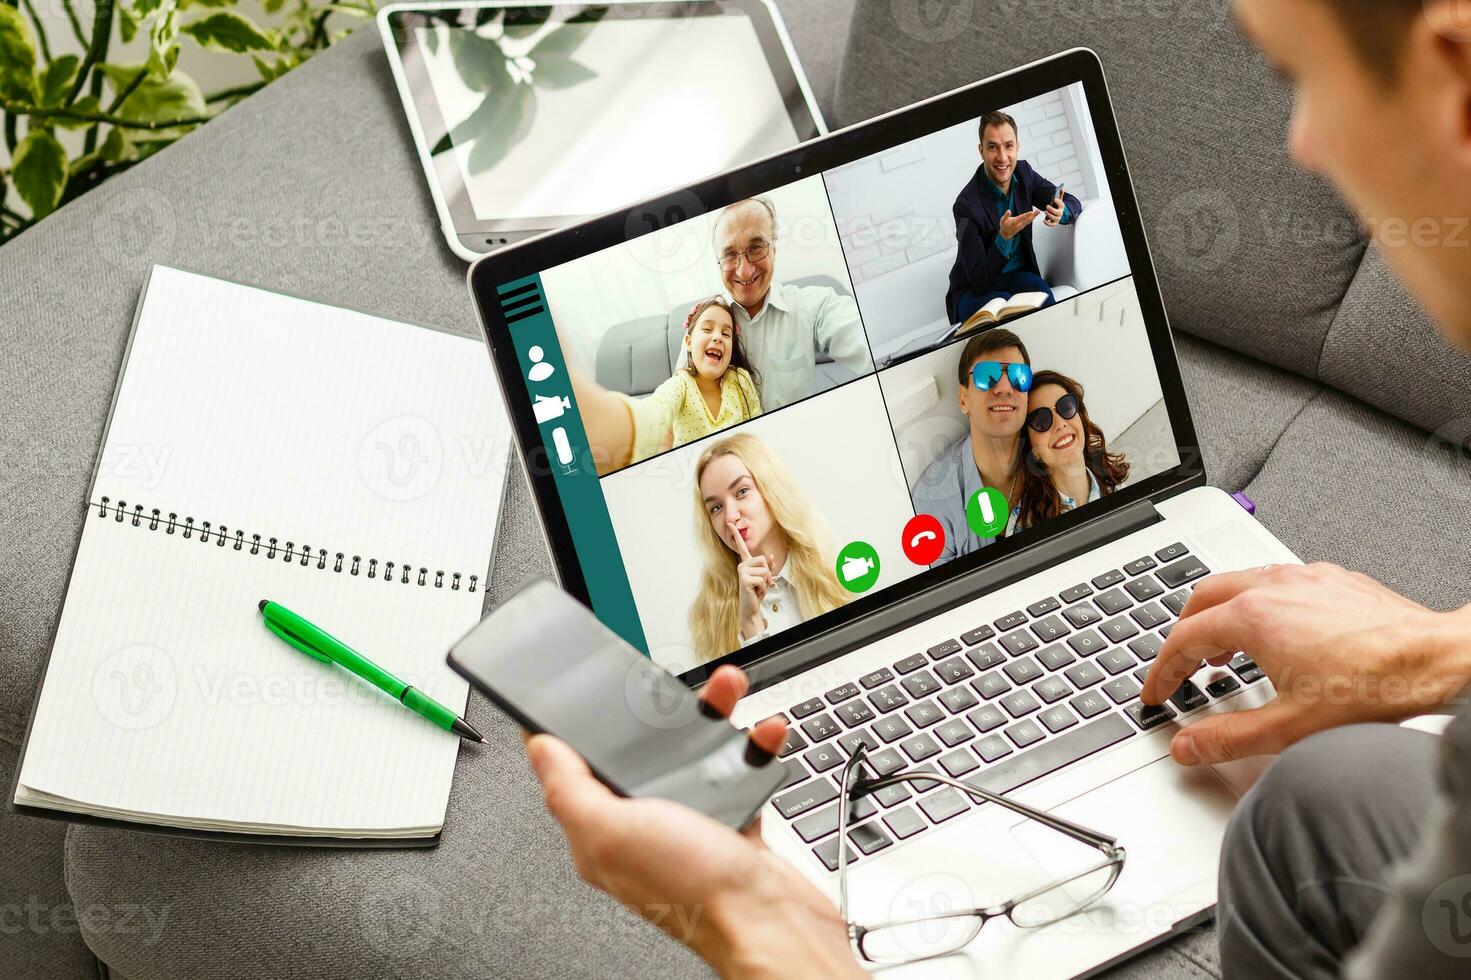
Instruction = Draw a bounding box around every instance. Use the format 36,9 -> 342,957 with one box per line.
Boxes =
527,345 -> 556,383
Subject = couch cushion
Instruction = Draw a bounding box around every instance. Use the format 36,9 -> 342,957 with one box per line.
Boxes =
1319,241 -> 1471,446
834,0 -> 1365,379
1247,391 -> 1471,611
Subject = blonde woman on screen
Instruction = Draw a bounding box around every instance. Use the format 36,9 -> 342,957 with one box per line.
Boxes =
689,434 -> 849,662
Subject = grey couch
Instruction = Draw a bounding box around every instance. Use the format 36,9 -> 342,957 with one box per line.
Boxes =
4,1 -> 1470,978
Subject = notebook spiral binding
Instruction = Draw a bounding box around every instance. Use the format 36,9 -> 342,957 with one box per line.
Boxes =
94,496 -> 479,593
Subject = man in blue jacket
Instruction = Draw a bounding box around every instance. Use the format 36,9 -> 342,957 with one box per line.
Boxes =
945,110 -> 1084,324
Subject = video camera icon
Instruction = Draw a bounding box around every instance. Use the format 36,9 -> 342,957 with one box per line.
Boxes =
835,541 -> 880,594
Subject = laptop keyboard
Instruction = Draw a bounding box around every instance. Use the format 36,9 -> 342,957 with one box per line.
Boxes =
763,544 -> 1268,872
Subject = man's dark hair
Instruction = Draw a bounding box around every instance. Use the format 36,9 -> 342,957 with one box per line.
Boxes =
957,328 -> 1030,387
1322,0 -> 1423,78
978,111 -> 1019,145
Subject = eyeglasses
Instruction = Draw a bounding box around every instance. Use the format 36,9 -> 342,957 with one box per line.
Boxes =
717,239 -> 772,271
1026,393 -> 1080,433
836,745 -> 1125,966
972,361 -> 1033,393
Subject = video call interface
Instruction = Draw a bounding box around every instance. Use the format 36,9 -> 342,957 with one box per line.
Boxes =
500,82 -> 1181,676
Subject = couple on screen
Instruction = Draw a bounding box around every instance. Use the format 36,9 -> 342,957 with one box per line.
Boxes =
912,328 -> 1129,565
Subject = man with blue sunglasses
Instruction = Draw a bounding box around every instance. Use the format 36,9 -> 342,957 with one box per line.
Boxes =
910,328 -> 1033,564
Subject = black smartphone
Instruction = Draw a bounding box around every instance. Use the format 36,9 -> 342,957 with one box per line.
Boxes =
447,579 -> 787,830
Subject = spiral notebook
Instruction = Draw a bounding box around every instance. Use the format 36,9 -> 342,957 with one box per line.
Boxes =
11,266 -> 509,845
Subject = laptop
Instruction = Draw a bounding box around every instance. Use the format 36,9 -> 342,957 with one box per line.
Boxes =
468,48 -> 1293,977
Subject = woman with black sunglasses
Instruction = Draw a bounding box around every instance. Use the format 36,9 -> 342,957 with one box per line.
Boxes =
1015,371 -> 1129,531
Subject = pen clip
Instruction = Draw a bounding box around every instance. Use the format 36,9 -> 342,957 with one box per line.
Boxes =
264,618 -> 333,663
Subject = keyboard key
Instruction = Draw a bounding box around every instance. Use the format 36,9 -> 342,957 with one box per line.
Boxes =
938,686 -> 979,714
859,667 -> 894,690
1130,602 -> 1170,630
961,625 -> 997,646
1099,649 -> 1137,676
838,730 -> 879,757
1038,704 -> 1079,733
927,638 -> 963,661
774,779 -> 840,819
1069,690 -> 1111,719
1160,623 -> 1175,639
1169,680 -> 1210,713
1102,677 -> 1142,704
966,714 -> 1134,797
871,782 -> 913,808
1067,629 -> 1107,656
1003,656 -> 1043,686
1030,615 -> 1071,642
1027,596 -> 1062,617
935,718 -> 974,747
1063,603 -> 1103,629
906,766 -> 942,793
1125,576 -> 1165,602
1000,689 -> 1041,718
1005,719 -> 1045,748
1100,616 -> 1140,644
794,797 -> 877,842
966,643 -> 1006,671
1229,654 -> 1264,683
1206,675 -> 1242,698
780,729 -> 808,758
1091,569 -> 1125,589
868,685 -> 908,713
1158,556 -> 1209,589
1124,556 -> 1157,576
1162,589 -> 1191,616
803,743 -> 845,773
901,670 -> 941,699
974,734 -> 1013,762
1126,701 -> 1176,732
894,653 -> 928,674
1037,644 -> 1077,671
1034,676 -> 1072,704
866,748 -> 906,776
1133,666 -> 1151,685
790,698 -> 824,719
1064,660 -> 1106,690
834,700 -> 875,728
934,656 -> 974,685
903,700 -> 944,730
825,682 -> 861,705
883,806 -> 926,839
919,788 -> 970,824
874,715 -> 914,743
801,714 -> 840,742
779,759 -> 808,789
849,822 -> 894,855
994,610 -> 1028,632
1060,583 -> 1093,603
900,733 -> 941,762
939,747 -> 980,777
1155,543 -> 1189,562
1094,589 -> 1133,615
972,670 -> 1012,700
999,630 -> 1040,657
965,704 -> 1007,733
813,836 -> 858,872
1129,633 -> 1163,661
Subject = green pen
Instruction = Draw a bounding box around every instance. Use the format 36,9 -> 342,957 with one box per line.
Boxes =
258,599 -> 486,743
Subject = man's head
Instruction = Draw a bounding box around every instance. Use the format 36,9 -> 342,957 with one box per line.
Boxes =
713,199 -> 777,315
978,111 -> 1021,189
1234,0 -> 1471,346
957,328 -> 1031,441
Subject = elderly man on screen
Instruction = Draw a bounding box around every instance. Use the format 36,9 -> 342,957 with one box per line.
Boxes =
946,110 -> 1084,325
708,198 -> 873,409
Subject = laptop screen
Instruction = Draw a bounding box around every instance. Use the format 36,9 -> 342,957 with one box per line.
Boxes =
484,72 -> 1185,679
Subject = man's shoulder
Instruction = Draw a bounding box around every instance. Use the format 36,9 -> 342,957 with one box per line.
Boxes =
913,435 -> 971,493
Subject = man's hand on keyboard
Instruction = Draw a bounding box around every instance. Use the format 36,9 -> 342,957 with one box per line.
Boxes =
1141,563 -> 1471,766
524,665 -> 865,980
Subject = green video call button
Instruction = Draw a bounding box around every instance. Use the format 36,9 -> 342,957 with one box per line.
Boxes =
836,541 -> 880,594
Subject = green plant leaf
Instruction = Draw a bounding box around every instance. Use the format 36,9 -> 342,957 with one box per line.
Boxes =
51,95 -> 102,129
99,127 -> 129,162
181,11 -> 276,53
528,19 -> 598,61
262,0 -> 286,12
133,0 -> 167,18
429,132 -> 452,156
148,6 -> 181,81
502,6 -> 550,37
449,28 -> 510,93
464,81 -> 535,175
180,0 -> 237,9
39,55 -> 81,107
0,5 -> 38,103
119,4 -> 141,43
424,25 -> 439,54
100,63 -> 207,138
13,129 -> 68,219
531,57 -> 595,90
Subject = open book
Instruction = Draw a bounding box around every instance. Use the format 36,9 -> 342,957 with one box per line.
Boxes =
12,267 -> 509,844
954,291 -> 1050,336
